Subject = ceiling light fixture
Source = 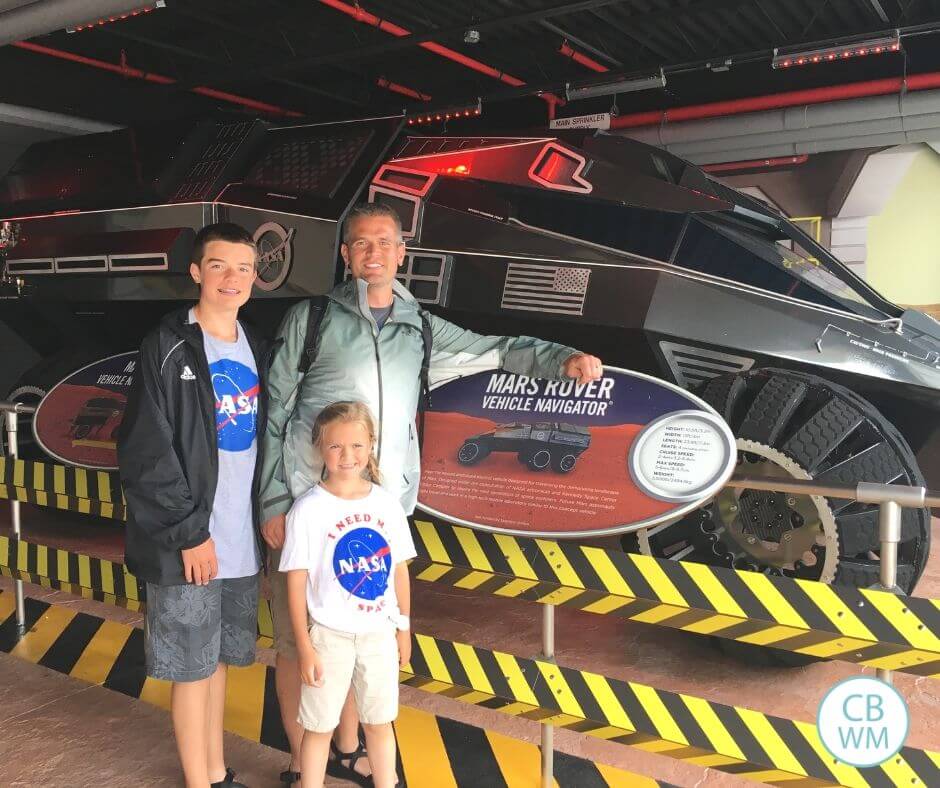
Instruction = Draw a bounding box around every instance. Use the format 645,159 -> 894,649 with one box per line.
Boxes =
407,99 -> 482,125
566,69 -> 666,101
67,1 -> 165,32
772,33 -> 901,69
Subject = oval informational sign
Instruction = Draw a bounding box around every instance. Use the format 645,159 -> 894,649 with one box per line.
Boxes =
416,366 -> 736,538
33,351 -> 138,470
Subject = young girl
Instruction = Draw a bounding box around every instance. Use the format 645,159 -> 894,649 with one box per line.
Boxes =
279,401 -> 414,788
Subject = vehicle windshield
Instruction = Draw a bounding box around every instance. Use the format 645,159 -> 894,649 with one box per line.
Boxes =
677,215 -> 892,320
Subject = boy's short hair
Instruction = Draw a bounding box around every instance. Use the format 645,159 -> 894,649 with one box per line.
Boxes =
342,202 -> 403,244
191,222 -> 258,267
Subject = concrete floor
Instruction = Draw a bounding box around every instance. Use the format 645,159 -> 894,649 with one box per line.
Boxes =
2,503 -> 939,787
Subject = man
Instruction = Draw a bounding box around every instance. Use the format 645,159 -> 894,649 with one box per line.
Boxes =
119,223 -> 268,788
259,202 -> 603,784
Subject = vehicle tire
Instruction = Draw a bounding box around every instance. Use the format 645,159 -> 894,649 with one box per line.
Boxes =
457,441 -> 488,465
551,452 -> 578,473
527,449 -> 552,471
621,368 -> 931,666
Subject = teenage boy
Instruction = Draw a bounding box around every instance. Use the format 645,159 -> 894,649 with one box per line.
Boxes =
119,222 -> 269,788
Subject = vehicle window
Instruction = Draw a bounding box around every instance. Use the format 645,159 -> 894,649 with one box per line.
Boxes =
515,193 -> 686,261
673,217 -> 872,313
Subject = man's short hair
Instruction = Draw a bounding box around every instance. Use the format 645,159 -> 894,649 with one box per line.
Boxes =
191,222 -> 257,267
342,202 -> 403,244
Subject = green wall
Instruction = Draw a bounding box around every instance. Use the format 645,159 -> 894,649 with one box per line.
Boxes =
867,147 -> 940,306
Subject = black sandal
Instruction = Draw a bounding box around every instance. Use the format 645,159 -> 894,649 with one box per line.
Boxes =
279,768 -> 301,785
210,767 -> 247,788
327,739 -> 373,787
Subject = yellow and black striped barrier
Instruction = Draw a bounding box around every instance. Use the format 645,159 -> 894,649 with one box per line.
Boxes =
401,630 -> 940,787
411,518 -> 940,678
0,456 -> 125,521
6,456 -> 940,679
0,590 -> 665,788
0,536 -> 275,645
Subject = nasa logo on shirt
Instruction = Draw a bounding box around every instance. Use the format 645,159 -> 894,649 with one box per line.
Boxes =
333,528 -> 391,601
210,359 -> 259,452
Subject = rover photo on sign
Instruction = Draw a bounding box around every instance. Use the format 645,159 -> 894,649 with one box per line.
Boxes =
419,367 -> 735,538
457,421 -> 591,473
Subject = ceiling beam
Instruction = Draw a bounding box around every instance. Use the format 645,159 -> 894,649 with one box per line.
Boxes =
865,0 -> 891,23
96,27 -> 371,108
537,20 -> 623,67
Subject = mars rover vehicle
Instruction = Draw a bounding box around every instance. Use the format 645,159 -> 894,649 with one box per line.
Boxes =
457,422 -> 591,472
2,115 -> 937,629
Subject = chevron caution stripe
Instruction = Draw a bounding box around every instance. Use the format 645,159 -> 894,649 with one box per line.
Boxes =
411,518 -> 940,677
0,591 -> 665,788
0,536 -> 273,644
0,457 -> 126,521
400,631 -> 940,788
6,456 -> 940,679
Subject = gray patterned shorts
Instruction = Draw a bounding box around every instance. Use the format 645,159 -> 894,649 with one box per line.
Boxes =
145,574 -> 260,682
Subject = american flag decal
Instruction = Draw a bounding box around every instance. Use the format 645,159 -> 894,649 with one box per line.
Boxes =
500,262 -> 590,316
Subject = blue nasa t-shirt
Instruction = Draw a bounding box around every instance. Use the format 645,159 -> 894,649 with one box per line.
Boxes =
191,310 -> 261,579
279,483 -> 417,634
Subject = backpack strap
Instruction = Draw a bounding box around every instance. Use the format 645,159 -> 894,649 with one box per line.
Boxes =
417,308 -> 433,451
298,295 -> 329,374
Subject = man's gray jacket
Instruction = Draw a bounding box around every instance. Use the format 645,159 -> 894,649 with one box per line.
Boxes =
258,278 -> 579,520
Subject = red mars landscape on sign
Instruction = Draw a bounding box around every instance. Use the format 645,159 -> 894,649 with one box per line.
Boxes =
417,412 -> 678,534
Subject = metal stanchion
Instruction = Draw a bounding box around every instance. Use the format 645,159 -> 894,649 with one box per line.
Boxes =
541,603 -> 555,788
4,406 -> 26,635
876,499 -> 902,684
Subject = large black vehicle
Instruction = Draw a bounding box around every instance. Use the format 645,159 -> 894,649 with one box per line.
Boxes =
458,422 -> 591,472
2,115 -> 937,616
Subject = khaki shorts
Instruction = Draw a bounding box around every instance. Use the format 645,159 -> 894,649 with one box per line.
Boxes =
268,549 -> 297,659
298,622 -> 400,733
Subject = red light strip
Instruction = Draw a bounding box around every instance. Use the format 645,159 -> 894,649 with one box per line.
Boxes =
11,41 -> 303,117
376,77 -> 431,102
318,0 -> 563,105
773,36 -> 900,69
559,42 -> 609,73
406,104 -> 482,125
69,3 -> 160,32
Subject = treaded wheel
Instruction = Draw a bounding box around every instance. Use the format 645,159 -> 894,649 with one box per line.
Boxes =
551,452 -> 577,473
457,441 -> 488,465
527,449 -> 552,471
621,367 -> 931,666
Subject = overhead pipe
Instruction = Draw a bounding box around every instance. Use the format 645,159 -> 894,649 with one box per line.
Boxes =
11,41 -> 304,117
0,0 -> 157,47
318,0 -> 565,109
610,72 -> 940,130
559,42 -> 609,73
702,155 -> 809,173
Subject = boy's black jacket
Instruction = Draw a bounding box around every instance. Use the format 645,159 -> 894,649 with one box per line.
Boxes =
118,307 -> 272,586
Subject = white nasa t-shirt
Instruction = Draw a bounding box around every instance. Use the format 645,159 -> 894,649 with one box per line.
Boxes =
190,308 -> 261,580
279,483 -> 417,634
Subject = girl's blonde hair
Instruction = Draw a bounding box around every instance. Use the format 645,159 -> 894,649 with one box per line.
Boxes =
312,401 -> 382,484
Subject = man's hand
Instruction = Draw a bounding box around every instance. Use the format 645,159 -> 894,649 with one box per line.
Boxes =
181,537 -> 218,586
261,513 -> 286,550
397,629 -> 412,668
299,646 -> 325,687
563,353 -> 604,384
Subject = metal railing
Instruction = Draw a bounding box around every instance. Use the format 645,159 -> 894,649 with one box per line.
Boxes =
3,398 -> 938,787
2,399 -> 36,637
